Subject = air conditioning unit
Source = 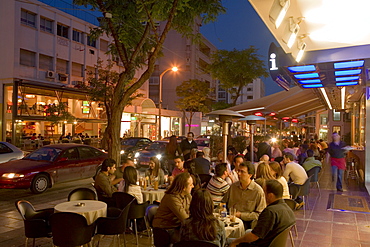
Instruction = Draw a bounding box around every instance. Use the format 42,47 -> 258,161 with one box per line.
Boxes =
58,73 -> 68,82
46,70 -> 55,78
71,80 -> 83,85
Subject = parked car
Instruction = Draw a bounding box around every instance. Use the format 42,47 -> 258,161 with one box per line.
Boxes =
133,141 -> 168,169
121,137 -> 152,159
194,138 -> 210,151
0,142 -> 25,164
162,136 -> 187,143
0,144 -> 107,193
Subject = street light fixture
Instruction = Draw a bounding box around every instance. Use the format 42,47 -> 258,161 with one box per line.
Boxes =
158,66 -> 178,140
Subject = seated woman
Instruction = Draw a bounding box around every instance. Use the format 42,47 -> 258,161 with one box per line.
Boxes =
152,172 -> 194,242
183,160 -> 202,194
122,166 -> 143,203
254,162 -> 275,188
145,157 -> 165,186
269,161 -> 290,199
180,189 -> 226,247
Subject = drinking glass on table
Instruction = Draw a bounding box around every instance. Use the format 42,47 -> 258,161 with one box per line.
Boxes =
229,207 -> 236,222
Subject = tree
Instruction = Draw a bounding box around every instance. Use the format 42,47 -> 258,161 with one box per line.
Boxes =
176,79 -> 211,132
208,47 -> 268,106
74,0 -> 225,163
45,102 -> 76,131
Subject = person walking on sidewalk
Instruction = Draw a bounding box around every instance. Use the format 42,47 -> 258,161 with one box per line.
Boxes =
328,132 -> 347,192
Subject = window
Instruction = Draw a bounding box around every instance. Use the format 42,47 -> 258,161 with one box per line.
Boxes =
56,58 -> 68,74
320,115 -> 328,125
100,39 -> 109,52
247,96 -> 253,99
40,17 -> 53,33
77,147 -> 98,159
218,92 -> 226,99
87,35 -> 96,47
333,126 -> 341,135
0,143 -> 13,154
72,62 -> 83,77
57,24 -> 69,38
247,88 -> 252,91
39,54 -> 53,70
21,9 -> 36,28
72,29 -> 84,43
333,110 -> 341,121
20,49 -> 36,67
60,148 -> 79,160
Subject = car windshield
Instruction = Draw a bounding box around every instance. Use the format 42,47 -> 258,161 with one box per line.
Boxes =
24,147 -> 62,162
121,139 -> 139,146
145,142 -> 166,150
195,139 -> 209,147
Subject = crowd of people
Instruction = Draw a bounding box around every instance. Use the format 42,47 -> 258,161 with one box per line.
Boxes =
92,131 -> 350,246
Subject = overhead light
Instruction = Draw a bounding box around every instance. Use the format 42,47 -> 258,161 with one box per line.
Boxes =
295,40 -> 306,62
320,88 -> 332,110
334,69 -> 362,76
298,79 -> 322,84
282,17 -> 300,48
334,60 -> 364,69
301,84 -> 323,88
336,81 -> 358,87
294,73 -> 319,79
335,76 -> 359,82
269,0 -> 290,29
25,95 -> 35,98
341,87 -> 345,109
237,107 -> 265,113
287,65 -> 316,73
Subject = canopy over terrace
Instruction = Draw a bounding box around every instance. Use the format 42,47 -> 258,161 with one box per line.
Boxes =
228,86 -> 327,117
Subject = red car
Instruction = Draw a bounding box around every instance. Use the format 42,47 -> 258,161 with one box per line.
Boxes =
0,144 -> 107,193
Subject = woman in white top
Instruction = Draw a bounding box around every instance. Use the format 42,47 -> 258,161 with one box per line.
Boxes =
269,161 -> 290,199
123,166 -> 143,203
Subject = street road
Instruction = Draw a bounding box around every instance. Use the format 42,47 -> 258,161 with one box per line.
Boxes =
0,178 -> 95,247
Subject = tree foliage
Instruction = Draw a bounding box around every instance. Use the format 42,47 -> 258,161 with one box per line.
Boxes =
73,0 -> 225,163
176,79 -> 211,132
45,103 -> 76,127
208,47 -> 268,106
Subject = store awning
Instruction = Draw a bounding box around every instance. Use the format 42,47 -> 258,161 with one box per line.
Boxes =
228,86 -> 327,117
131,97 -> 156,109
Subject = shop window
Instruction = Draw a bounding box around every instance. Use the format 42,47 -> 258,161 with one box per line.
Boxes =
57,24 -> 69,38
82,101 -> 90,114
333,126 -> 341,135
40,17 -> 53,33
320,115 -> 328,125
333,110 -> 340,121
72,62 -> 83,77
39,54 -> 53,70
20,49 -> 36,67
21,9 -> 36,28
72,29 -> 84,43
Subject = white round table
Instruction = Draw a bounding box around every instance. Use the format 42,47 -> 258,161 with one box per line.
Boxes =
54,200 -> 107,225
142,188 -> 166,204
224,216 -> 245,238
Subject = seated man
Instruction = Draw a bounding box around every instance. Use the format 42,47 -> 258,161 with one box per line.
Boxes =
302,149 -> 322,172
228,155 -> 244,184
172,156 -> 185,177
206,163 -> 230,204
193,151 -> 210,175
222,162 -> 266,229
94,158 -> 118,206
229,179 -> 296,247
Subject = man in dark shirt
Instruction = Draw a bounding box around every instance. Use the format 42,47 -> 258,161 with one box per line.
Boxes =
257,137 -> 271,161
193,151 -> 210,174
180,132 -> 198,160
229,179 -> 296,247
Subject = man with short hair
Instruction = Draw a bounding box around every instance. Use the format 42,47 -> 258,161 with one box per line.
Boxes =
94,158 -> 118,206
172,156 -> 185,177
207,163 -> 230,203
228,155 -> 244,184
302,149 -> 322,172
114,157 -> 135,180
228,180 -> 296,247
193,151 -> 210,175
223,162 -> 266,229
180,132 -> 198,160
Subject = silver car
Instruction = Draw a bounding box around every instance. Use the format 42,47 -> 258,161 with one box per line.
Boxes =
0,142 -> 24,164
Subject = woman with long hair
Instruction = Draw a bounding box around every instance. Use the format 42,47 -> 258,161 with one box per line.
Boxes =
122,166 -> 143,203
269,161 -> 290,199
183,160 -> 201,193
165,135 -> 182,174
152,172 -> 194,242
145,157 -> 165,185
255,162 -> 275,188
180,189 -> 226,247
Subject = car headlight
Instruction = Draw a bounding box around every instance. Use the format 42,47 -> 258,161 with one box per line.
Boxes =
134,152 -> 140,158
2,173 -> 25,179
120,150 -> 125,154
156,154 -> 162,160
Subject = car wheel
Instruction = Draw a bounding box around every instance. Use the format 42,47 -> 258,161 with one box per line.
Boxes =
30,174 -> 49,194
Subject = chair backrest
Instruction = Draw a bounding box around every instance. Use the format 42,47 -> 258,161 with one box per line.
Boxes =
307,166 -> 321,182
128,200 -> 149,220
113,192 -> 136,210
173,240 -> 218,247
50,212 -> 96,246
68,187 -> 97,201
15,200 -> 36,220
297,175 -> 313,197
199,174 -> 212,188
268,225 -> 293,247
153,227 -> 171,247
283,199 -> 296,211
145,204 -> 159,228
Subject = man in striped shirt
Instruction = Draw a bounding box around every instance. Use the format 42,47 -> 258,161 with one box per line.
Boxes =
207,163 -> 230,204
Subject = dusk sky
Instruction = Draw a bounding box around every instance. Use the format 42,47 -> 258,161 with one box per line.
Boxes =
201,0 -> 283,96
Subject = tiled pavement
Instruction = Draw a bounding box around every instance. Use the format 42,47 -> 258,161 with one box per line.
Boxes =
3,157 -> 370,247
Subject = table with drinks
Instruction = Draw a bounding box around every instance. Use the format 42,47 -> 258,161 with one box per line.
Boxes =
140,176 -> 167,204
215,203 -> 245,238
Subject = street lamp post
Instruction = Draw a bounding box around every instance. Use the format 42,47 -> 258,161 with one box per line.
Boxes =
158,67 -> 178,140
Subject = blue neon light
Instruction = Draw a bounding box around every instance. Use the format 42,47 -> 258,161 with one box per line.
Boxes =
288,65 -> 316,73
301,84 -> 323,88
334,60 -> 364,69
298,79 -> 322,84
335,76 -> 359,82
294,73 -> 319,79
334,69 -> 362,76
336,81 -> 358,86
